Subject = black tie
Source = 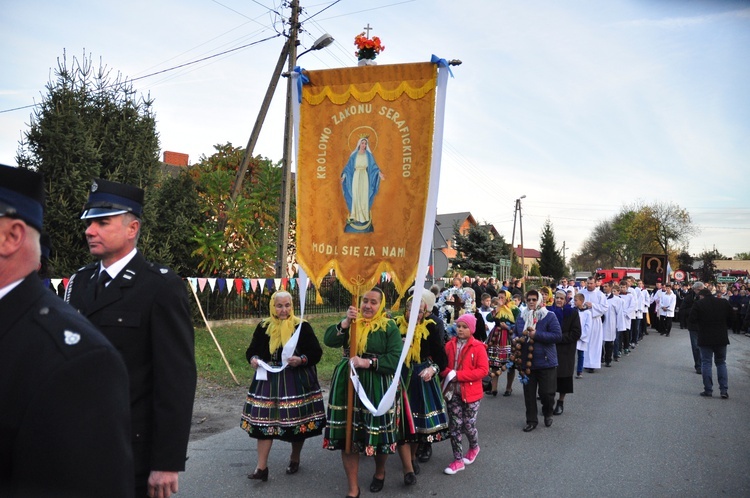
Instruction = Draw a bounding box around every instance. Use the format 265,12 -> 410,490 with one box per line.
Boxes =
96,271 -> 112,298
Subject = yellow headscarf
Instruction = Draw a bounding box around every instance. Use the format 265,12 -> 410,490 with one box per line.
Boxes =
395,298 -> 435,367
540,286 -> 553,307
354,288 -> 391,356
263,291 -> 302,354
495,290 -> 516,323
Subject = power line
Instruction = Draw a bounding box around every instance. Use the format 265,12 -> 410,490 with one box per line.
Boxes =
0,34 -> 283,115
301,0 -> 344,21
130,34 -> 282,83
313,0 -> 417,21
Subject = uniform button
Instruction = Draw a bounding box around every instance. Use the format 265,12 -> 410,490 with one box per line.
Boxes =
39,307 -> 49,315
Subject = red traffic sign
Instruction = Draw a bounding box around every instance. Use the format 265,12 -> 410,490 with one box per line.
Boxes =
673,270 -> 686,282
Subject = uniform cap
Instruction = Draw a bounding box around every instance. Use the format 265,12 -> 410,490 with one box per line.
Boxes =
0,164 -> 44,232
81,178 -> 144,219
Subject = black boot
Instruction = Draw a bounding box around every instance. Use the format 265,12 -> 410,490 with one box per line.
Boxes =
553,400 -> 564,416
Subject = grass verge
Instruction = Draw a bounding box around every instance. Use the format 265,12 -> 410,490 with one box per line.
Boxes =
194,313 -> 346,388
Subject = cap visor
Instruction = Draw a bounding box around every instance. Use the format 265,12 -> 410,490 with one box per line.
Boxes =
80,208 -> 128,219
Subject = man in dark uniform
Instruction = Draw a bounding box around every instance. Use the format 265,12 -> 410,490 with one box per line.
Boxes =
0,165 -> 133,497
65,178 -> 197,498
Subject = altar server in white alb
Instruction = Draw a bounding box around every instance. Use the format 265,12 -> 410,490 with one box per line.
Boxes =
602,282 -> 624,367
579,277 -> 608,372
658,284 -> 677,337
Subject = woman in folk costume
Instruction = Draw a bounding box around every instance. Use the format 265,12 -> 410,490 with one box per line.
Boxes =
242,291 -> 326,481
323,288 -> 402,498
547,290 -> 582,416
394,296 -> 449,485
486,291 -> 520,396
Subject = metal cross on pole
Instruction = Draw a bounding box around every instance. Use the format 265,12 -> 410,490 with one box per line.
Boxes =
363,23 -> 373,37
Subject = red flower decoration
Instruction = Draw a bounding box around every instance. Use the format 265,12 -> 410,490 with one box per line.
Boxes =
354,32 -> 385,60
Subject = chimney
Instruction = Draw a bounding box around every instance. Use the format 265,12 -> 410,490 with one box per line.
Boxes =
163,151 -> 189,167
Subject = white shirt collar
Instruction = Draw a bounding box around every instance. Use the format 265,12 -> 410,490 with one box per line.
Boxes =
99,248 -> 138,280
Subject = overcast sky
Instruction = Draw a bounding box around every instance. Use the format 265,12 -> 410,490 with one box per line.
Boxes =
2,0 -> 748,262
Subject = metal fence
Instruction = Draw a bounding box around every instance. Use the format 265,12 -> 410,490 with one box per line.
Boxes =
187,275 -> 405,323
45,275 -> 410,324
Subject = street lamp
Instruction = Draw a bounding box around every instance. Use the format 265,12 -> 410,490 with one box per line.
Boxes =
511,195 -> 526,292
297,33 -> 335,58
517,195 -> 526,292
276,30 -> 335,277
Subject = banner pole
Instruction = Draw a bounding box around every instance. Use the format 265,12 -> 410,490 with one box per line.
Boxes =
345,289 -> 359,453
189,283 -> 240,385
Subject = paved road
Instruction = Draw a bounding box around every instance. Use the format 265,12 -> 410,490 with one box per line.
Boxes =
180,327 -> 750,497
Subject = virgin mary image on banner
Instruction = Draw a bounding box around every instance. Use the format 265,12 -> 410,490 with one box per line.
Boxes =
341,134 -> 383,233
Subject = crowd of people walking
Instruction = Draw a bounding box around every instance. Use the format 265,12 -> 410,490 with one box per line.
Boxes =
238,271 -> 740,497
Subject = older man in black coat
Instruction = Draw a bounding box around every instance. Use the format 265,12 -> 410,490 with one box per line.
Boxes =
0,165 -> 133,497
688,288 -> 732,399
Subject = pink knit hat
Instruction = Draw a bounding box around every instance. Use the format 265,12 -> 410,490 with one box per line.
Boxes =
455,314 -> 477,335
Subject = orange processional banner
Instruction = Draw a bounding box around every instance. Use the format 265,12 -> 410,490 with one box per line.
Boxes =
296,62 -> 437,300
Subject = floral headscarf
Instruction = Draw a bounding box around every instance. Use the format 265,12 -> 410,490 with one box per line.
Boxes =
495,290 -> 516,323
263,291 -> 302,354
354,288 -> 391,356
395,297 -> 435,367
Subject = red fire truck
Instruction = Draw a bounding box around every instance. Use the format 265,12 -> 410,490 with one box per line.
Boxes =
595,267 -> 641,284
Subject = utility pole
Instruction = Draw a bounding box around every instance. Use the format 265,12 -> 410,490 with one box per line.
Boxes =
511,196 -> 526,292
228,39 -> 290,204
518,197 -> 526,293
275,0 -> 300,277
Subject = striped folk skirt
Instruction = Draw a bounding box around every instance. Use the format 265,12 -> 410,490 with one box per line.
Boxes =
323,358 -> 400,455
399,361 -> 449,444
241,365 -> 326,441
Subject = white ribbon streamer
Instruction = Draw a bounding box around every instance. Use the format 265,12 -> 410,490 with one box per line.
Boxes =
254,267 -> 310,379
345,62 -> 451,416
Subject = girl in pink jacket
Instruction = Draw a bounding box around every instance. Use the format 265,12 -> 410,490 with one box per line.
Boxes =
441,314 -> 490,475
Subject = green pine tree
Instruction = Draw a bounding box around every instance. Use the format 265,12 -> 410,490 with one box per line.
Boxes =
451,223 -> 510,276
538,219 -> 566,280
17,51 -> 161,276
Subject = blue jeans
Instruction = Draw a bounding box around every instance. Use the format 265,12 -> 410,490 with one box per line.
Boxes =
614,330 -> 621,358
631,318 -> 641,344
576,350 -> 584,375
688,329 -> 701,370
699,345 -> 728,394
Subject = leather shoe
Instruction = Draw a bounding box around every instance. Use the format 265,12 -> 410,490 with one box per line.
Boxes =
411,459 -> 420,475
417,443 -> 432,463
721,392 -> 728,399
248,467 -> 269,481
553,402 -> 564,416
346,487 -> 361,498
544,417 -> 553,427
522,423 -> 537,432
699,391 -> 712,397
370,475 -> 385,493
286,460 -> 299,474
404,472 -> 417,485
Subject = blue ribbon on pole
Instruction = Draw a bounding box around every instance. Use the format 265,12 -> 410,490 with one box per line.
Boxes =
294,66 -> 310,103
430,54 -> 454,78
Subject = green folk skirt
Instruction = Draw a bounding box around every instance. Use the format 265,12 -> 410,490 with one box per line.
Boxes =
323,358 -> 400,455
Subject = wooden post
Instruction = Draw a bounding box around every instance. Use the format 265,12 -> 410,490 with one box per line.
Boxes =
345,292 -> 359,453
189,283 -> 240,385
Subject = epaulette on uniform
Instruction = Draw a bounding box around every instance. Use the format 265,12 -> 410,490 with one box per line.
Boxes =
146,261 -> 174,278
32,300 -> 109,359
77,262 -> 98,272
